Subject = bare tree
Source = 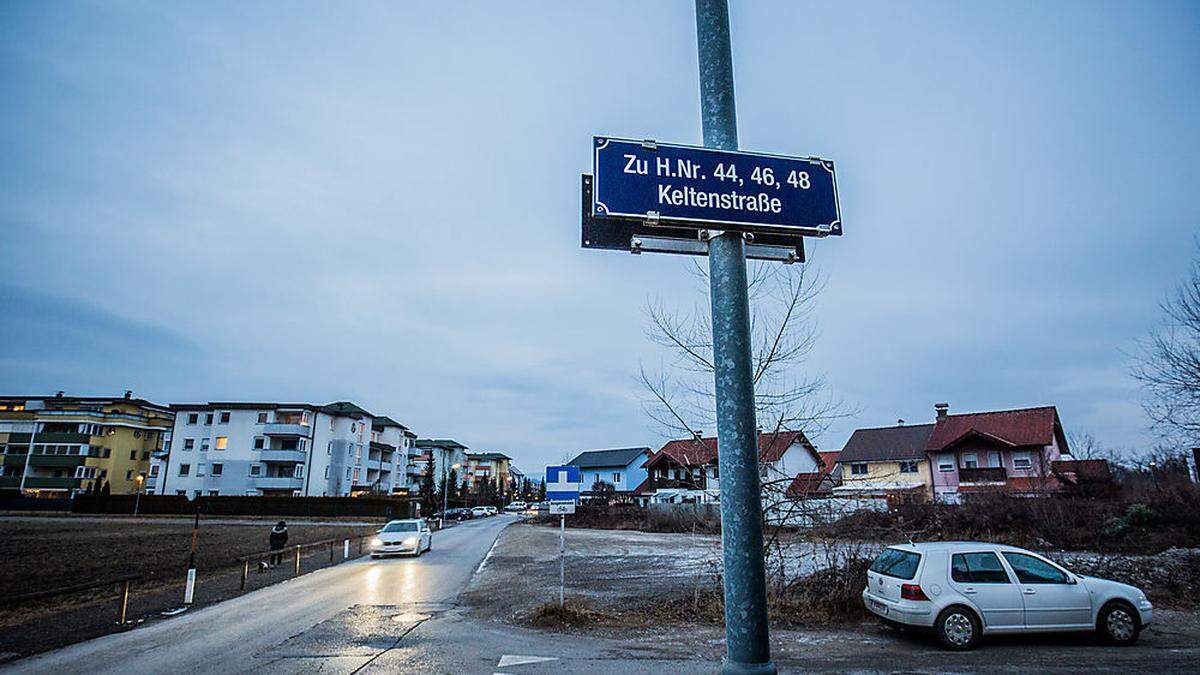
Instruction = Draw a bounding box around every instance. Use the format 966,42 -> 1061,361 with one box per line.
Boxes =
639,259 -> 851,442
1133,249 -> 1200,443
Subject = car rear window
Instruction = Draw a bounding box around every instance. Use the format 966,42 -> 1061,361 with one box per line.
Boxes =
870,548 -> 921,580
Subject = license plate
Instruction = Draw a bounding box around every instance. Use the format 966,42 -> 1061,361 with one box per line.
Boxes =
870,599 -> 888,615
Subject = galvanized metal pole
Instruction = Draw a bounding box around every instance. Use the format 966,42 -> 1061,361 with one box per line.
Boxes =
695,1 -> 775,673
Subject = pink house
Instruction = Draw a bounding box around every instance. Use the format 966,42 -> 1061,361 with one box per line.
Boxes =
924,404 -> 1071,502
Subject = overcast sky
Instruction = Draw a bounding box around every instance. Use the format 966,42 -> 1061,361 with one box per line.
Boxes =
2,1 -> 1198,473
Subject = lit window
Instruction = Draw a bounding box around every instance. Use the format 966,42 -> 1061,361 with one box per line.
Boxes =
215,437 -> 228,450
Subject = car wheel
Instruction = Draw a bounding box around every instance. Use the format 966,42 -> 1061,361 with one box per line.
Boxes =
936,606 -> 981,651
1098,601 -> 1141,645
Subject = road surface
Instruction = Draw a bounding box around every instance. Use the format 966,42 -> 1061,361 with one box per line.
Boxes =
7,515 -> 531,674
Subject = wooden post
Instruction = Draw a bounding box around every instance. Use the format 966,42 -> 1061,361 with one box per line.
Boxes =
240,560 -> 249,590
294,545 -> 301,575
118,579 -> 131,624
329,540 -> 334,562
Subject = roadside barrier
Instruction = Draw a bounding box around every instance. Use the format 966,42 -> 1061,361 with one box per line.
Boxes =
234,534 -> 374,590
0,573 -> 141,625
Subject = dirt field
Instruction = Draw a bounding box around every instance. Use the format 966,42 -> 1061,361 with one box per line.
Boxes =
0,513 -> 384,660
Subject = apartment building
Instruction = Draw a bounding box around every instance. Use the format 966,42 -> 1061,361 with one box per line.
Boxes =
413,439 -> 468,492
149,401 -> 412,498
464,452 -> 513,493
0,392 -> 173,496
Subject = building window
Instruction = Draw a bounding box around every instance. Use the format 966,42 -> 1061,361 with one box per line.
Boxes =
346,468 -> 352,480
850,462 -> 869,476
253,437 -> 264,450
179,464 -> 190,476
353,468 -> 360,481
938,454 -> 955,472
327,441 -> 333,455
250,464 -> 262,476
126,470 -> 133,480
150,465 -> 160,476
128,450 -> 136,460
208,490 -> 219,496
184,439 -> 194,450
962,453 -> 978,469
134,430 -> 142,439
257,412 -> 268,424
211,463 -> 223,476
1013,451 -> 1033,470
200,439 -> 210,452
295,465 -> 304,478
142,451 -> 150,460
329,417 -> 335,431
324,467 -> 330,479
187,413 -> 198,425
197,463 -> 206,477
218,412 -> 230,424
215,437 -> 228,450
103,447 -> 111,458
899,461 -> 920,474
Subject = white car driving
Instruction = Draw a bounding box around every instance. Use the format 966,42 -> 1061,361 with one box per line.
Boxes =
863,542 -> 1153,650
370,519 -> 432,558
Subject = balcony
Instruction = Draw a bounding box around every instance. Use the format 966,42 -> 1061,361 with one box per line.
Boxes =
649,476 -> 709,491
959,467 -> 1007,484
33,432 -> 92,444
259,449 -> 307,463
263,423 -> 309,437
23,476 -> 81,490
255,476 -> 304,490
3,454 -> 26,467
0,477 -> 18,489
27,455 -> 87,469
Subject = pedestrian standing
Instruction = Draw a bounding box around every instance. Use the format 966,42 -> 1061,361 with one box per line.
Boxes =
269,521 -> 288,566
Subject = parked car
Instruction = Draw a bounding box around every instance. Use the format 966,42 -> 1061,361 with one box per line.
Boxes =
370,519 -> 432,558
471,506 -> 490,518
483,506 -> 499,516
444,508 -> 473,521
863,542 -> 1153,650
505,501 -> 527,512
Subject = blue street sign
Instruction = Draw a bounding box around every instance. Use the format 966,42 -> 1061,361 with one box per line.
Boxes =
593,137 -> 841,236
545,465 -> 582,502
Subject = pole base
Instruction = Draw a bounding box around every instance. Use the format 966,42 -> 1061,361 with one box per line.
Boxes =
721,659 -> 777,675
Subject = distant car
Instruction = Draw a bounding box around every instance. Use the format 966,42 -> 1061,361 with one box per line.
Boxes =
471,506 -> 490,518
863,542 -> 1153,650
438,508 -> 471,521
483,506 -> 499,516
370,519 -> 432,558
505,501 -> 527,512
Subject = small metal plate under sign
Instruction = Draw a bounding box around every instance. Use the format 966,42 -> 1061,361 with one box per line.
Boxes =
549,503 -> 575,515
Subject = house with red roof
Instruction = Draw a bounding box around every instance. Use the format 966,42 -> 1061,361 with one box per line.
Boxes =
924,403 -> 1072,502
637,430 -> 821,504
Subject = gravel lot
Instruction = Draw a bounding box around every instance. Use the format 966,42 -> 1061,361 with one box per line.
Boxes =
462,522 -> 1200,672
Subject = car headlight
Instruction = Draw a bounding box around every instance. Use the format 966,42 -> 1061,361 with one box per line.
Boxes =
371,537 -> 383,548
403,537 -> 418,546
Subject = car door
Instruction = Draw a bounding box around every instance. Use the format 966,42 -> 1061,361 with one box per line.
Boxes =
1000,552 -> 1092,629
948,552 -> 1025,630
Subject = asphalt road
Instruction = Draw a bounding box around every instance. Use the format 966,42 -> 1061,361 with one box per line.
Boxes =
5,514 -> 521,674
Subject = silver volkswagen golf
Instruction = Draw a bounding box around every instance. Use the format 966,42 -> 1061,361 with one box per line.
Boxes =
863,542 -> 1153,650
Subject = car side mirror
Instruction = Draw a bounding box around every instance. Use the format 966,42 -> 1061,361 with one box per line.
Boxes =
1066,575 -> 1077,585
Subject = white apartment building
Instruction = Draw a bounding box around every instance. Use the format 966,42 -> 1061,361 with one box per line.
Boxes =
148,401 -> 414,498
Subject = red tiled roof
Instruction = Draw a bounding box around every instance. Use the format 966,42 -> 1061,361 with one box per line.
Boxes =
630,476 -> 653,495
817,451 -> 840,475
785,472 -> 832,498
645,431 -> 817,469
926,407 -> 1062,452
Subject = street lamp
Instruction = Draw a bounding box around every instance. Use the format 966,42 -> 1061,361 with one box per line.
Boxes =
133,473 -> 145,516
440,462 -> 461,530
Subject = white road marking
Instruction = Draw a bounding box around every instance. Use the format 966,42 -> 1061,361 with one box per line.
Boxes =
497,654 -> 558,667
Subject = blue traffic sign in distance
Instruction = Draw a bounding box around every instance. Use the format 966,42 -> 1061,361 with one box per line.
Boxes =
545,465 -> 582,502
593,137 -> 840,236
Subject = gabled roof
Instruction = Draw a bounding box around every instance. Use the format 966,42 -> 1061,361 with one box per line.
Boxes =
371,415 -> 410,431
817,451 -> 841,472
838,424 -> 934,463
415,438 -> 468,450
644,431 -> 817,470
568,447 -> 651,469
785,472 -> 834,498
321,401 -> 374,419
468,452 -> 511,461
925,406 -> 1065,453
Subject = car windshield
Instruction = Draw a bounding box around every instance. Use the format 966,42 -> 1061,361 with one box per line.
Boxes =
870,548 -> 921,580
381,522 -> 419,533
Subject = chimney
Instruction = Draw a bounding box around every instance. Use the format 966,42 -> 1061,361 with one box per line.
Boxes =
55,391 -> 65,398
692,430 -> 704,440
897,419 -> 905,426
124,390 -> 133,400
935,403 -> 949,419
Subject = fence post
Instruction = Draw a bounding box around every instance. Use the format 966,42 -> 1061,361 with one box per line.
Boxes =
329,540 -> 334,562
358,537 -> 363,556
118,579 -> 130,624
240,560 -> 249,591
343,539 -> 350,559
294,545 -> 301,575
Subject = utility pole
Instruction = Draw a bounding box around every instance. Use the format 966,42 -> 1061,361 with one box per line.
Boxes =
696,1 -> 775,673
